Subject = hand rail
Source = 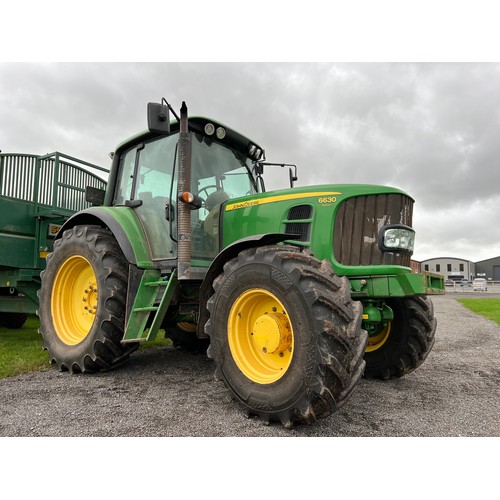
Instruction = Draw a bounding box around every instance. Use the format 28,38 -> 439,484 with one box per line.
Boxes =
0,152 -> 109,214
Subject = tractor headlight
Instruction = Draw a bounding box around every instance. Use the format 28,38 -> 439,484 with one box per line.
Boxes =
378,224 -> 415,254
248,144 -> 263,160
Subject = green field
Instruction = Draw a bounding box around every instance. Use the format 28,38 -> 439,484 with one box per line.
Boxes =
457,298 -> 500,326
0,316 -> 172,380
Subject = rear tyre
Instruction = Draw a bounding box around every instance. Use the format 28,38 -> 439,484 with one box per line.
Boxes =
38,226 -> 138,373
0,312 -> 28,329
205,245 -> 367,428
363,296 -> 436,379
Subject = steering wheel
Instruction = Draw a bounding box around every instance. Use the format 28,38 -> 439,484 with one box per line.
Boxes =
197,185 -> 221,199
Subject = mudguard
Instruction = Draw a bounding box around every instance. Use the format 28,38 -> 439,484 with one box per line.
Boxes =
54,207 -> 154,268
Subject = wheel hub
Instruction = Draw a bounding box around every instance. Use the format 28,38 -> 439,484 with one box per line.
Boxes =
253,313 -> 292,354
83,282 -> 98,315
366,322 -> 391,352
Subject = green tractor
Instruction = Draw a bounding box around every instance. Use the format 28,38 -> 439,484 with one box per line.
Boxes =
38,100 -> 444,427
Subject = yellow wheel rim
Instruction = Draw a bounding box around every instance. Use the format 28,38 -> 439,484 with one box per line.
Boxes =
366,322 -> 391,352
228,288 -> 294,384
51,255 -> 98,345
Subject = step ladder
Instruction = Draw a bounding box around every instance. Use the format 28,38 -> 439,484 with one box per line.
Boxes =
121,268 -> 178,343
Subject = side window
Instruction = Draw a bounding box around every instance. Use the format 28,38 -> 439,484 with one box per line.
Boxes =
114,148 -> 136,205
190,134 -> 254,260
136,136 -> 177,200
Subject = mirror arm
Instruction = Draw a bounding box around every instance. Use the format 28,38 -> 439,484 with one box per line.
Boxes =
162,98 -> 180,123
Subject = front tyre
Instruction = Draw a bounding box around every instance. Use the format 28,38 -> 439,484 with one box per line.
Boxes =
205,245 -> 367,428
38,226 -> 138,373
363,296 -> 436,379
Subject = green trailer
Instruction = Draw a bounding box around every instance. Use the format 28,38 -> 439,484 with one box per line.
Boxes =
0,152 -> 108,327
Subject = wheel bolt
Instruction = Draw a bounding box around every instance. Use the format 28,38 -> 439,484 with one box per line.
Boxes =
262,347 -> 267,353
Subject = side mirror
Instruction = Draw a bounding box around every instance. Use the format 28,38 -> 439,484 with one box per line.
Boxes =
289,167 -> 298,188
85,186 -> 106,206
147,102 -> 171,134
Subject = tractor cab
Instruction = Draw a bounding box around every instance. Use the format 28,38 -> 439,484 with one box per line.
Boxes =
108,114 -> 263,263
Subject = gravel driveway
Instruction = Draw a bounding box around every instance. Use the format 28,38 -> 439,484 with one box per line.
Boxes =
1,295 -> 499,437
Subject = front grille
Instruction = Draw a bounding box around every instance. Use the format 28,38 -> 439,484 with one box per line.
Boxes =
333,193 -> 413,267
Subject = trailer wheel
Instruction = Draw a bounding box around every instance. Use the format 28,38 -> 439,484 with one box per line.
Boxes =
38,226 -> 138,373
363,296 -> 436,379
205,245 -> 367,428
0,312 -> 28,329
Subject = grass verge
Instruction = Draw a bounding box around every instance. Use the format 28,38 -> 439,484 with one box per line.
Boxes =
0,316 -> 49,379
457,298 -> 500,326
0,316 -> 172,380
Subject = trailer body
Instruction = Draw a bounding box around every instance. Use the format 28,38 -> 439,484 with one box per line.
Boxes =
0,152 -> 107,323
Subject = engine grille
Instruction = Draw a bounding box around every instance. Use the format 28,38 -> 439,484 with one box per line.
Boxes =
284,204 -> 313,244
333,193 -> 413,267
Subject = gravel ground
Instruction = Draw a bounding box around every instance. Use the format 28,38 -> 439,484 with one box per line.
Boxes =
1,294 -> 499,437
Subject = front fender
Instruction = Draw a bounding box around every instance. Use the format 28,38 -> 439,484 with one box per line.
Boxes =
55,207 -> 154,268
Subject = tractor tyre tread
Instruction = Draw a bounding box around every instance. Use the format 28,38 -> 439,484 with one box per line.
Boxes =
38,225 -> 138,373
205,245 -> 367,428
363,296 -> 436,380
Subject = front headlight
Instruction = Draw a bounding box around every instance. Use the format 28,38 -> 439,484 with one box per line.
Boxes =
378,224 -> 415,254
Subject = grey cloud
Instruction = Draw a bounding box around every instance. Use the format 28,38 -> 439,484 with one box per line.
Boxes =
1,62 -> 498,262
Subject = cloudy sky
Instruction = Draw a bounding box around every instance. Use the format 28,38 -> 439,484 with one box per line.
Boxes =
2,61 -> 499,263
2,1 -> 499,264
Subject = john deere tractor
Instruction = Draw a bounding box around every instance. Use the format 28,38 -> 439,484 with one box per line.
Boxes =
38,100 -> 444,427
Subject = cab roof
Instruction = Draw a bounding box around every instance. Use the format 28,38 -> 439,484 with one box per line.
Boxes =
115,116 -> 264,159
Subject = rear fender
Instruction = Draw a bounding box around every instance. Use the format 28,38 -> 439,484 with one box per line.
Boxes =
55,207 -> 154,268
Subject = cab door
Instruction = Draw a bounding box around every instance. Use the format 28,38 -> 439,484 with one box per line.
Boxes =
113,134 -> 178,262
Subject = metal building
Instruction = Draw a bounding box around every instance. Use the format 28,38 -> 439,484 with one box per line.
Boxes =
475,256 -> 500,281
420,257 -> 475,281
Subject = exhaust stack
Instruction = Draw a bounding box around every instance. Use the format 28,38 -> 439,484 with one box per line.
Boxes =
177,101 -> 192,280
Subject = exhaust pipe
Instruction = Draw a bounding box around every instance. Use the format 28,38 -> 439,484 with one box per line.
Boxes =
177,101 -> 192,280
